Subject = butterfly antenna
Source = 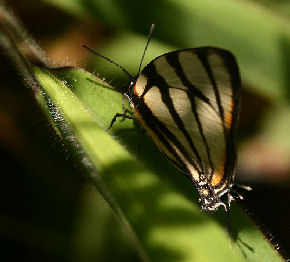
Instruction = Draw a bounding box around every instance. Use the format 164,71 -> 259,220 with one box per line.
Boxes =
82,44 -> 134,81
137,24 -> 155,76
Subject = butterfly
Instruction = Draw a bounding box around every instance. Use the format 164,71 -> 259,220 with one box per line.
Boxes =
83,24 -> 251,235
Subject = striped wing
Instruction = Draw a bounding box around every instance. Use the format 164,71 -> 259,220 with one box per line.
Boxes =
132,47 -> 240,195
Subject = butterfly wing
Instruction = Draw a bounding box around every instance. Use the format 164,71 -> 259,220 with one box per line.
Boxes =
132,47 -> 240,210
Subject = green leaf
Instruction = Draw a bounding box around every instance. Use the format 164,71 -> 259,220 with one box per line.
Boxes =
33,66 -> 283,262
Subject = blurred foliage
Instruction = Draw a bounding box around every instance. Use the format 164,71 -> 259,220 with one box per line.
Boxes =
44,0 -> 290,100
0,0 -> 289,261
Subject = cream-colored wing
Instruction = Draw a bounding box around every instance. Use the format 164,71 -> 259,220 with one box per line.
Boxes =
133,48 -> 240,192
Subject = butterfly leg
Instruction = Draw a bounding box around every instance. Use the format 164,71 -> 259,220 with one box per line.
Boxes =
107,93 -> 134,130
107,113 -> 134,130
234,183 -> 252,191
122,93 -> 126,114
230,183 -> 252,200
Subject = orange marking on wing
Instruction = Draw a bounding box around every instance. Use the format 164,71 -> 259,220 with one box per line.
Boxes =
133,85 -> 138,95
211,164 -> 225,186
211,173 -> 222,187
225,100 -> 234,128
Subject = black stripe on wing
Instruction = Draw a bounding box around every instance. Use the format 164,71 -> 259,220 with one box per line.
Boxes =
193,48 -> 241,188
142,64 -> 205,174
216,49 -> 241,187
196,49 -> 225,122
165,52 -> 215,177
133,96 -> 201,178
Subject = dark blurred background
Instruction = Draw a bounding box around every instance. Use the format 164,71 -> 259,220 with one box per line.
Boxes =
0,0 -> 289,261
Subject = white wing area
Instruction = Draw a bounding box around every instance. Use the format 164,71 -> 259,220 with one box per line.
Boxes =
134,48 -> 239,187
